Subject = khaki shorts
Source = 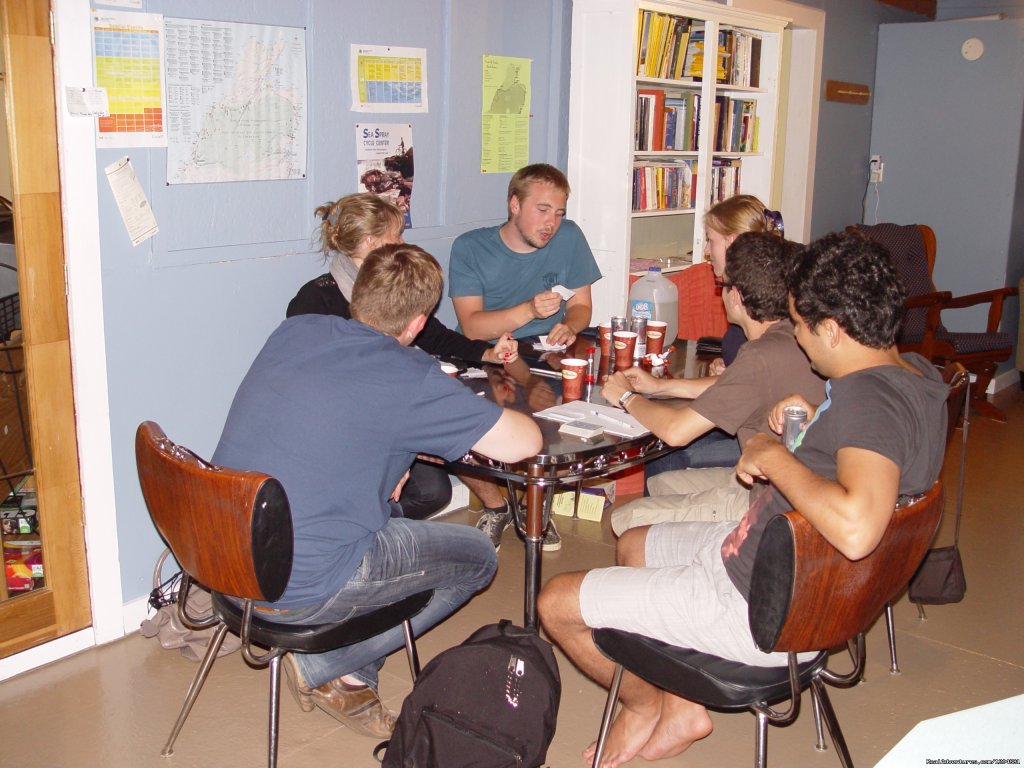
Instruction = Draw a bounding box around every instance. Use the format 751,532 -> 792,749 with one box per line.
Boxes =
579,520 -> 788,667
610,467 -> 751,536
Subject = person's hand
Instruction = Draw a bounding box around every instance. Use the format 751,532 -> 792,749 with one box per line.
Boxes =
619,366 -> 660,395
389,469 -> 411,502
708,357 -> 726,376
735,433 -> 784,485
601,371 -> 635,406
487,368 -> 518,406
483,333 -> 519,365
766,395 -> 816,435
544,322 -> 577,348
530,291 -> 562,320
525,378 -> 556,411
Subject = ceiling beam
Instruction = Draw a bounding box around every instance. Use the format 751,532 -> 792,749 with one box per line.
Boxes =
877,0 -> 937,18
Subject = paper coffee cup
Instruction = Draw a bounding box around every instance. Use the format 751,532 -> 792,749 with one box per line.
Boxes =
560,358 -> 588,402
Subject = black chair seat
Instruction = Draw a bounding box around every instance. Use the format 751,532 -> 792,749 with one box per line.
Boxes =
593,628 -> 827,711
937,329 -> 1012,356
213,590 -> 434,654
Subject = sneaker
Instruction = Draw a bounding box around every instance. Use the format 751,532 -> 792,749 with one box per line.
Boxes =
282,653 -> 397,738
476,506 -> 513,550
542,519 -> 562,552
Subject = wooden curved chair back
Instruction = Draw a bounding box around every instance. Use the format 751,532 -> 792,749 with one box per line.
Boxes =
749,482 -> 944,654
135,421 -> 293,603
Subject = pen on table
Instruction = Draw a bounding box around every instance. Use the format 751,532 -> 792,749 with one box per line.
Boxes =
529,367 -> 563,379
591,410 -> 632,429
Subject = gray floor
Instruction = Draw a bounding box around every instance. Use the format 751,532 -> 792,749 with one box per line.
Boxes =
1,387 -> 1022,768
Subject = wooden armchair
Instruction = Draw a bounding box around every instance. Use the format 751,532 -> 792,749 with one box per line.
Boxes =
849,223 -> 1018,421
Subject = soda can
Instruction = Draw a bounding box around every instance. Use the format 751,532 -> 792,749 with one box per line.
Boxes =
782,405 -> 807,452
610,315 -> 628,333
630,316 -> 648,358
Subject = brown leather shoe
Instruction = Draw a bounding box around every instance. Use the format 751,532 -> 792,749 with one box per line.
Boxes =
282,653 -> 397,738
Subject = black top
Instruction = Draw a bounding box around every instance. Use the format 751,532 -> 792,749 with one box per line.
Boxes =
286,273 -> 492,363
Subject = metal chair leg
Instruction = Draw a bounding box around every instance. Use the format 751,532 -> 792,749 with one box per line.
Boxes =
810,677 -> 853,768
916,601 -> 927,620
402,618 -> 421,680
161,622 -> 229,756
572,479 -> 584,518
810,683 -> 827,752
268,655 -> 282,768
592,664 -> 624,768
754,709 -> 769,768
885,602 -> 901,674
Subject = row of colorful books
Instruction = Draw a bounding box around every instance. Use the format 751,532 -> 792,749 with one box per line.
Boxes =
710,158 -> 742,203
632,161 -> 695,213
634,11 -> 762,87
712,96 -> 758,153
635,10 -> 692,80
635,90 -> 701,152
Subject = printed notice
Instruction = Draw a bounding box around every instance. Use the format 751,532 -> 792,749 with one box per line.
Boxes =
164,18 -> 307,184
104,156 -> 159,246
356,124 -> 414,228
65,87 -> 110,117
481,55 -> 530,173
351,45 -> 427,113
91,10 -> 167,147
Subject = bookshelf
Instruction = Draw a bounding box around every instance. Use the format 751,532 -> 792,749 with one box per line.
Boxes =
567,0 -> 790,322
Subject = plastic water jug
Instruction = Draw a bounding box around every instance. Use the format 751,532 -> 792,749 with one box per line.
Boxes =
628,267 -> 678,348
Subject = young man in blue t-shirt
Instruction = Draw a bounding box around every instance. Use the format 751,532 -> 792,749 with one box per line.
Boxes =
449,163 -> 602,549
214,244 -> 541,740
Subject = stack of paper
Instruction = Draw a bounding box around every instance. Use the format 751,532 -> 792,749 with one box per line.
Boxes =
534,401 -> 649,438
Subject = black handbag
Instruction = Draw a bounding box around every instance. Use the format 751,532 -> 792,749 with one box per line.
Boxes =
908,545 -> 966,604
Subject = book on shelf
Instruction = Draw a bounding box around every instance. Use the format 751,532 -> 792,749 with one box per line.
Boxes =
726,30 -> 762,87
710,158 -> 742,203
632,160 -> 694,212
663,92 -> 700,151
711,96 -> 757,152
635,10 -> 693,81
683,30 -> 729,81
636,88 -> 665,151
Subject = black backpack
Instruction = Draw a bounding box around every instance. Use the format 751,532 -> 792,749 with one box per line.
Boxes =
380,620 -> 561,768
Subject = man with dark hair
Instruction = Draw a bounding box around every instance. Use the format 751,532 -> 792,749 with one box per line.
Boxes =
449,163 -> 602,550
539,231 -> 948,768
214,244 -> 542,740
604,232 -> 824,533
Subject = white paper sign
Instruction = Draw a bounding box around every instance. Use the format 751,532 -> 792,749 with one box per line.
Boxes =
104,156 -> 159,246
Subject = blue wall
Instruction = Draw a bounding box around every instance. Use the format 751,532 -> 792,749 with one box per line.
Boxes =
99,0 -> 571,602
869,18 -> 1023,354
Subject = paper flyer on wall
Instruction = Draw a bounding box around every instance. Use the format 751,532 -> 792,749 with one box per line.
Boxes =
91,10 -> 167,147
351,45 -> 428,113
164,18 -> 307,184
480,54 -> 530,173
104,156 -> 159,246
356,124 -> 414,229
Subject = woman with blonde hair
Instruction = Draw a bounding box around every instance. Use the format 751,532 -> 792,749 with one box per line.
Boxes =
288,193 -> 517,520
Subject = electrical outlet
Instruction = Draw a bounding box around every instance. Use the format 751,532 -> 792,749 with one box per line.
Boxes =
869,155 -> 884,183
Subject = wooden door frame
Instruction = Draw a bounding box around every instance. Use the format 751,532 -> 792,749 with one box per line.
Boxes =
0,0 -> 91,658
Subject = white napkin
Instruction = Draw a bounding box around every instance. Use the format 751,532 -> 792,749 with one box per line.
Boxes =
534,335 -> 568,352
551,284 -> 576,300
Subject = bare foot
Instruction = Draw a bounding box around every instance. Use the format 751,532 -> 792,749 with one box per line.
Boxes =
581,699 -> 661,768
639,694 -> 713,761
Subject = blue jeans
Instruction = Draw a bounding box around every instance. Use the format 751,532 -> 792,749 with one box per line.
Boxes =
276,518 -> 497,688
642,428 -> 740,495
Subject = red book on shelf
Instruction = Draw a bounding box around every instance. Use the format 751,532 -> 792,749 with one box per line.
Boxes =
636,88 -> 665,151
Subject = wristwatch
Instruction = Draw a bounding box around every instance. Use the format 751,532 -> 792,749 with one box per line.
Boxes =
618,390 -> 638,410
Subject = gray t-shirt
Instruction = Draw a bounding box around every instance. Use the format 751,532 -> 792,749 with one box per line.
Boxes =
721,353 -> 949,600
